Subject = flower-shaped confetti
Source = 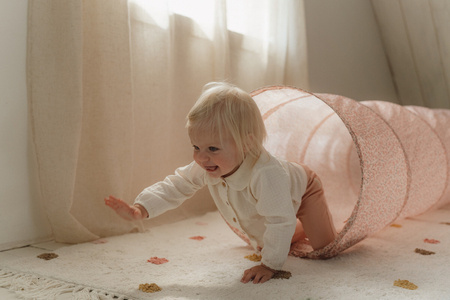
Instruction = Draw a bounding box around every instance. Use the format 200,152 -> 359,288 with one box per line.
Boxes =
424,238 -> 440,244
37,253 -> 59,260
244,253 -> 262,262
394,279 -> 418,290
414,248 -> 435,255
189,236 -> 205,241
139,283 -> 162,293
147,257 -> 169,264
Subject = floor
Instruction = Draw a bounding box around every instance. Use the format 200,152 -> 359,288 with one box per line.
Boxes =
0,241 -> 68,299
1,207 -> 450,299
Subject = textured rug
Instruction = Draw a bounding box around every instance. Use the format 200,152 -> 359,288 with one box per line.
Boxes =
1,207 -> 450,300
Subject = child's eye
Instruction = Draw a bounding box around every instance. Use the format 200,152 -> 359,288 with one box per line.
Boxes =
208,147 -> 219,152
192,145 -> 199,151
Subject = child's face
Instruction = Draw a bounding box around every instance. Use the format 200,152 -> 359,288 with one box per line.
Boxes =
189,129 -> 243,178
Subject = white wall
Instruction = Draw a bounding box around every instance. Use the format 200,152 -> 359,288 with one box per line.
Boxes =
305,0 -> 399,103
0,0 -> 52,250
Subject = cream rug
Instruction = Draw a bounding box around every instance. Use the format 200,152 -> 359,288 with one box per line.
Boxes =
1,207 -> 450,300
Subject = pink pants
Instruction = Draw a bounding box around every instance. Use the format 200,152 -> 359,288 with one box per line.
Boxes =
295,164 -> 337,250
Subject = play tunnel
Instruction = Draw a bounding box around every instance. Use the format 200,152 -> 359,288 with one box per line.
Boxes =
251,86 -> 450,258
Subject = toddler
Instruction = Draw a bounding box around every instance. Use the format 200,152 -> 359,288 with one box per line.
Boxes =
105,82 -> 337,284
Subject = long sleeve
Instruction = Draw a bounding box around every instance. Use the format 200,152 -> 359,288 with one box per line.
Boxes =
134,161 -> 207,219
250,163 -> 298,270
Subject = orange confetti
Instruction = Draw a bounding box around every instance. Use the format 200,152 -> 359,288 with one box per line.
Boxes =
189,236 -> 205,241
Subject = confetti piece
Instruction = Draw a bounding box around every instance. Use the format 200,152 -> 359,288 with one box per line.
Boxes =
92,238 -> 108,244
37,253 -> 58,260
273,270 -> 292,280
394,279 -> 418,290
424,238 -> 440,244
415,248 -> 435,255
195,221 -> 208,226
390,223 -> 402,228
139,283 -> 162,293
147,257 -> 169,264
189,236 -> 205,241
244,253 -> 262,262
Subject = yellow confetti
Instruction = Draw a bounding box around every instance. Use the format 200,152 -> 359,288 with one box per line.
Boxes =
139,283 -> 162,293
390,223 -> 402,228
244,253 -> 262,262
394,279 -> 418,290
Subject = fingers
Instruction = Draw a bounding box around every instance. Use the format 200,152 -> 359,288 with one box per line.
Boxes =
104,195 -> 138,221
241,266 -> 274,284
241,271 -> 269,284
104,195 -> 125,208
241,269 -> 252,283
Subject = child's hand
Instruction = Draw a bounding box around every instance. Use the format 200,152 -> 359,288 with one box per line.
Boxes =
104,195 -> 147,220
241,264 -> 275,284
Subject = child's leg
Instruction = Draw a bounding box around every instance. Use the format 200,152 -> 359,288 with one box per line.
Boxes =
291,219 -> 307,244
296,166 -> 337,250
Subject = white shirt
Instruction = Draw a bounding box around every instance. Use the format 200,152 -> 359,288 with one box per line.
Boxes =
135,151 -> 307,270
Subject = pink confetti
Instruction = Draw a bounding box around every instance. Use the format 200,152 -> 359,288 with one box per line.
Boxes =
147,257 -> 169,265
92,239 -> 108,244
195,221 -> 208,226
424,238 -> 440,244
189,236 -> 205,241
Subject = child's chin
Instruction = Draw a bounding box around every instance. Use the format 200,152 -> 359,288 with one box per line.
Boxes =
207,172 -> 221,178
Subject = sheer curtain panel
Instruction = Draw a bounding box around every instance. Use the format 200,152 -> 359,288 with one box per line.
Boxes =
372,0 -> 450,109
27,0 -> 308,243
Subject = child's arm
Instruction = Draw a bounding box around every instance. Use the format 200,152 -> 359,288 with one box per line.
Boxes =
104,195 -> 149,220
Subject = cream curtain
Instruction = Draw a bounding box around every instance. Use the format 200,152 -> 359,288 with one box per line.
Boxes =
27,0 -> 308,243
372,0 -> 450,109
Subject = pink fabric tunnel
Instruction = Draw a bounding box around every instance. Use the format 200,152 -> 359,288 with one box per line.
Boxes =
251,86 -> 450,258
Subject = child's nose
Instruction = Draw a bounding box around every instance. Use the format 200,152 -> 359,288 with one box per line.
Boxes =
197,151 -> 209,162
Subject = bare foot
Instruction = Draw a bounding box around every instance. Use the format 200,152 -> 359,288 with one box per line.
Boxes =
104,195 -> 144,221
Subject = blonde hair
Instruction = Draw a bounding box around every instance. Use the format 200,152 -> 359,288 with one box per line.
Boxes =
186,82 -> 267,160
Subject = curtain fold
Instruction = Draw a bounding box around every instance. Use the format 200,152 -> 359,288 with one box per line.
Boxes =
28,0 -> 308,243
372,0 -> 450,109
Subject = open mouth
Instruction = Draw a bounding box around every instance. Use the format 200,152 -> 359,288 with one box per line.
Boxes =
205,166 -> 218,172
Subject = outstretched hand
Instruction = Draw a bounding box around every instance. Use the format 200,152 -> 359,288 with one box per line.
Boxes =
104,195 -> 147,221
241,264 -> 276,284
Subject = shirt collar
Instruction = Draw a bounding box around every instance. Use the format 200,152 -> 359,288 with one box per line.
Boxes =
215,154 -> 259,190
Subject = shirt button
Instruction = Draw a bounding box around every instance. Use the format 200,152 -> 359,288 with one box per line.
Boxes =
226,201 -> 230,206
222,182 -> 226,187
233,217 -> 237,222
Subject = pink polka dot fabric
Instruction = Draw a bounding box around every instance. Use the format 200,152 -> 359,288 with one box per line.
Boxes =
250,86 -> 450,259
